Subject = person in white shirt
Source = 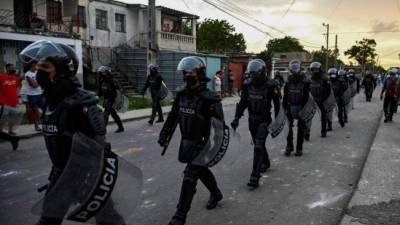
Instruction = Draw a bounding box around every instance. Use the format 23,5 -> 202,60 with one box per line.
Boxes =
214,71 -> 222,97
25,61 -> 43,131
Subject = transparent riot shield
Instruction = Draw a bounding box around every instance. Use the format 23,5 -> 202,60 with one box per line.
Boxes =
32,132 -> 142,224
298,94 -> 318,129
0,105 -> 24,132
159,81 -> 173,101
113,90 -> 129,113
343,87 -> 352,106
323,90 -> 337,113
268,105 -> 287,138
191,117 -> 230,167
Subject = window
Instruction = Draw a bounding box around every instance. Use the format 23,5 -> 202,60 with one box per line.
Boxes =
47,0 -> 62,23
115,13 -> 126,33
72,6 -> 86,27
96,9 -> 107,30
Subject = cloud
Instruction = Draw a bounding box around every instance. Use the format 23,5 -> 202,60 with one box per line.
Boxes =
371,20 -> 399,32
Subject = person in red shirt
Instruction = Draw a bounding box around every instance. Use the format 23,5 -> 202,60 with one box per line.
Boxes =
0,64 -> 21,150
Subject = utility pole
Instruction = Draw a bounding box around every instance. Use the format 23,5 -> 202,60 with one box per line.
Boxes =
334,34 -> 338,68
148,0 -> 157,65
323,23 -> 329,72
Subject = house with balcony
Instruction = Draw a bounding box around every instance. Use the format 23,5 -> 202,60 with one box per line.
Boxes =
0,0 -> 84,83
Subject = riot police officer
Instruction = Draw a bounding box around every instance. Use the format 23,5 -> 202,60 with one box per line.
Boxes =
142,64 -> 164,125
283,60 -> 311,157
362,70 -> 376,102
330,68 -> 347,127
158,56 -> 226,225
381,68 -> 399,122
274,70 -> 285,90
98,66 -> 124,133
20,40 -> 124,225
309,62 -> 331,138
231,59 -> 280,188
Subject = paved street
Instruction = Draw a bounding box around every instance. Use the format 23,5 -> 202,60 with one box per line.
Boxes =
0,93 -> 383,225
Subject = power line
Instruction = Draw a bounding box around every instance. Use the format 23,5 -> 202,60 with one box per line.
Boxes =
380,49 -> 400,58
327,0 -> 343,20
204,0 -> 322,48
181,0 -> 191,11
200,0 -> 274,37
280,0 -> 296,22
331,30 -> 400,34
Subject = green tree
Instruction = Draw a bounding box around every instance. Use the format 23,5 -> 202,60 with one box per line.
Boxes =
344,38 -> 377,67
197,19 -> 246,53
311,47 -> 342,70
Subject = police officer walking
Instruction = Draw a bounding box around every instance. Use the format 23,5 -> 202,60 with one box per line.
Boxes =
20,40 -> 124,225
283,60 -> 311,157
142,64 -> 164,125
381,68 -> 399,122
98,66 -> 124,133
362,71 -> 376,102
158,56 -> 226,225
329,68 -> 347,127
309,62 -> 331,138
231,59 -> 280,188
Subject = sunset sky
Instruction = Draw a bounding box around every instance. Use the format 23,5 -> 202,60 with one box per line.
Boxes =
121,0 -> 400,68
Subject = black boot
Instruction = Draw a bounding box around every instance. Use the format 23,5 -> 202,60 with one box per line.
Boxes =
115,126 -> 124,133
295,147 -> 303,157
198,168 -> 223,210
304,133 -> 310,141
285,142 -> 294,156
327,121 -> 333,131
156,117 -> 164,123
168,177 -> 197,225
0,132 -> 19,151
248,148 -> 262,188
11,136 -> 19,150
148,119 -> 154,125
321,131 -> 327,138
260,150 -> 270,173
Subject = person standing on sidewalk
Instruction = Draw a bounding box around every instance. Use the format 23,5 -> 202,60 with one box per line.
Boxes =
231,59 -> 280,188
98,66 -> 124,133
0,64 -> 20,150
25,61 -> 44,131
142,64 -> 164,125
283,60 -> 311,157
381,68 -> 399,123
158,56 -> 226,225
213,71 -> 222,98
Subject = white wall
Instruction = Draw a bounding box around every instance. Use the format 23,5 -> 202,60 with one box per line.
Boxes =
0,31 -> 84,85
87,1 -> 140,48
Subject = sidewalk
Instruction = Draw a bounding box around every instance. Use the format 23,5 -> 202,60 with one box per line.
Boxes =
14,96 -> 239,139
340,112 -> 400,224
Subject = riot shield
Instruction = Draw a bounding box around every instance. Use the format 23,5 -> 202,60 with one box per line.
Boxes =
159,81 -> 173,101
113,90 -> 129,113
0,105 -> 24,132
191,117 -> 230,167
32,132 -> 143,224
343,87 -> 352,106
351,82 -> 357,97
268,105 -> 287,138
298,94 -> 318,126
323,90 -> 337,113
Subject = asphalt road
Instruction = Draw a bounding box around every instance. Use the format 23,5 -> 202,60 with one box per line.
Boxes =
0,92 -> 382,225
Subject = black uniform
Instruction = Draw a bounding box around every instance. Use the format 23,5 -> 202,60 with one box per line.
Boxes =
98,76 -> 124,131
381,75 -> 398,122
310,74 -> 331,136
233,77 -> 280,186
331,76 -> 348,127
362,73 -> 376,102
283,74 -> 311,156
274,72 -> 285,90
143,72 -> 164,124
159,84 -> 224,225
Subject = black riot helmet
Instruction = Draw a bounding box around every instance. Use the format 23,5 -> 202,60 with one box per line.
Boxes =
309,62 -> 322,74
246,59 -> 267,85
347,69 -> 355,77
389,68 -> 399,76
328,68 -> 338,78
338,69 -> 346,78
289,59 -> 302,75
148,64 -> 159,75
19,40 -> 79,76
177,56 -> 209,87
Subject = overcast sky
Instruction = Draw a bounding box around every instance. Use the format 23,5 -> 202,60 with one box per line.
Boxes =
120,0 -> 400,68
